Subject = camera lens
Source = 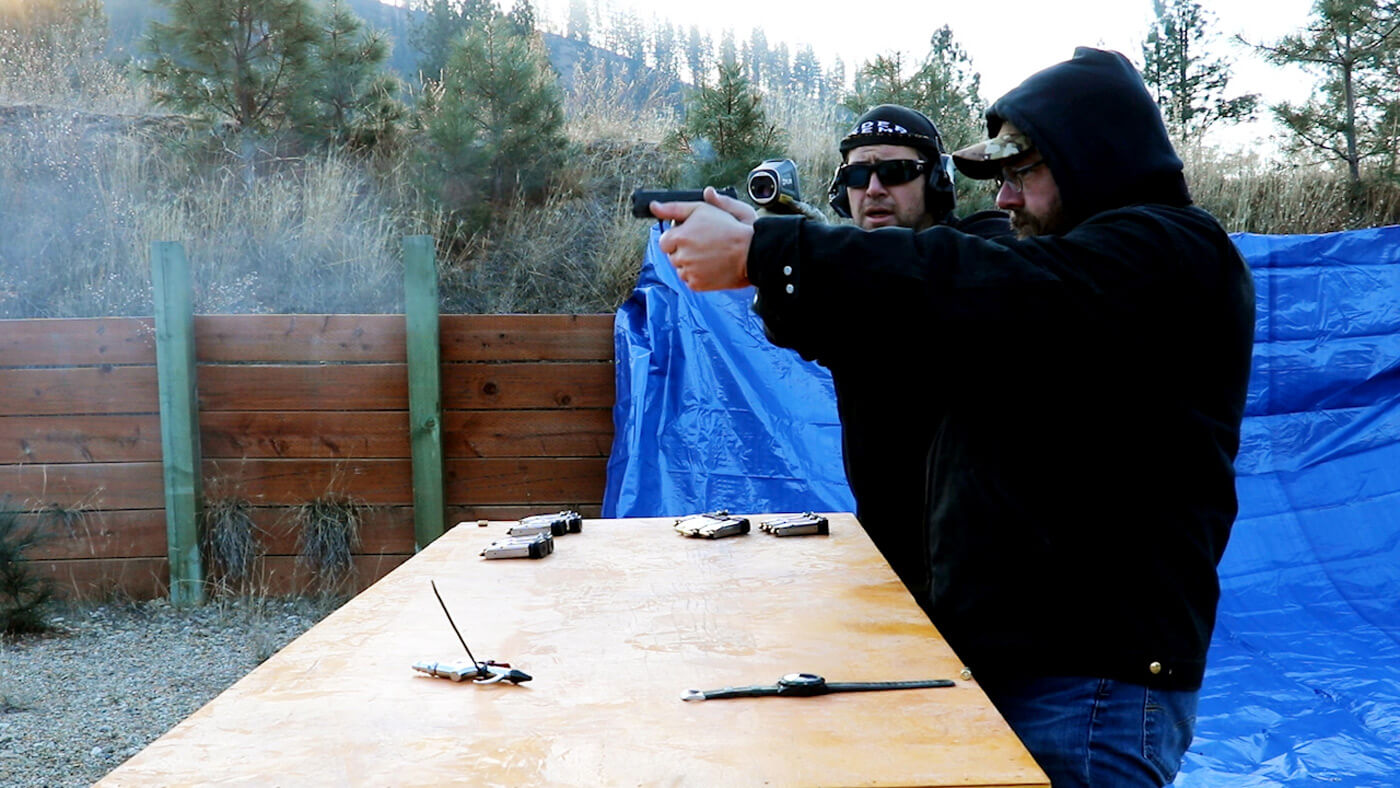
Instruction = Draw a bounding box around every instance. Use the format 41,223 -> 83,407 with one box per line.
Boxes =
748,171 -> 777,203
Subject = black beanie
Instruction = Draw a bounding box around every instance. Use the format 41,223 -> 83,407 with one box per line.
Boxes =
839,105 -> 945,160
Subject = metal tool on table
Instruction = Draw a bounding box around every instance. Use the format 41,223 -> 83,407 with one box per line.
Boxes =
481,531 -> 554,559
758,512 -> 829,537
412,580 -> 532,685
681,673 -> 953,701
674,510 -> 750,539
508,510 -> 583,537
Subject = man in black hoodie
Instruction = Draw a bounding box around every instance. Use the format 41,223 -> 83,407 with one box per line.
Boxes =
653,48 -> 1255,787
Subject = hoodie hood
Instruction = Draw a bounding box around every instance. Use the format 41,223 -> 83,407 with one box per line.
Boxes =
984,47 -> 1190,229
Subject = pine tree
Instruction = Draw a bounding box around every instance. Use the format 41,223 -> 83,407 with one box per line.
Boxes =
823,57 -> 846,104
653,21 -> 680,86
767,42 -> 791,93
1253,0 -> 1400,182
912,27 -> 985,151
839,30 -> 989,209
843,27 -> 985,151
143,0 -> 318,132
508,0 -> 535,35
746,28 -> 767,87
718,28 -> 737,67
0,499 -> 55,635
293,0 -> 405,150
791,45 -> 822,99
1141,0 -> 1258,138
669,61 -> 785,190
606,7 -> 645,59
685,25 -> 710,86
421,15 -> 568,226
847,53 -> 913,109
1374,42 -> 1400,173
409,0 -> 498,83
565,0 -> 590,44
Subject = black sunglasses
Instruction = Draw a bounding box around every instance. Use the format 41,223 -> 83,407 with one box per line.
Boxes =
834,159 -> 929,189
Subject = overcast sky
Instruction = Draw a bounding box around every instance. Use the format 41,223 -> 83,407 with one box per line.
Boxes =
535,0 -> 1323,151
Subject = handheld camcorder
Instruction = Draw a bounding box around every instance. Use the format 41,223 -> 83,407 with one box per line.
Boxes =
748,159 -> 826,221
746,159 -> 802,213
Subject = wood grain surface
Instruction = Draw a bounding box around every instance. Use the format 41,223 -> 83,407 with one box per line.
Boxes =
98,514 -> 1048,788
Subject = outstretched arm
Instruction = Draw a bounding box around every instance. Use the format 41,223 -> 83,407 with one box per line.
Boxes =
653,187 -> 756,291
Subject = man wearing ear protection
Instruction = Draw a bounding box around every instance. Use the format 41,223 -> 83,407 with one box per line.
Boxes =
652,48 -> 1255,787
816,105 -> 1010,605
828,104 -> 993,233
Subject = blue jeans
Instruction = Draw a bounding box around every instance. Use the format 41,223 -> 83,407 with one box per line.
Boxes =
979,676 -> 1198,787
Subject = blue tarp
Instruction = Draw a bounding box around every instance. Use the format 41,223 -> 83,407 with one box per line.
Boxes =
602,224 -> 855,518
604,223 -> 1400,785
1182,228 -> 1400,787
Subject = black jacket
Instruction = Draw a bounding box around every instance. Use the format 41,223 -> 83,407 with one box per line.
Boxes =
757,210 -> 1011,602
747,48 -> 1255,690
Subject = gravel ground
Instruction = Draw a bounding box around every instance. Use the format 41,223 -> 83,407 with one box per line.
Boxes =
0,597 -> 339,788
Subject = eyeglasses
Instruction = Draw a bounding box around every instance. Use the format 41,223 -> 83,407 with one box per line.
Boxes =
994,159 -> 1046,194
834,159 -> 928,189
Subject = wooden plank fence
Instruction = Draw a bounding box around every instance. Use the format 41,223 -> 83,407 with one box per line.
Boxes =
0,313 -> 615,600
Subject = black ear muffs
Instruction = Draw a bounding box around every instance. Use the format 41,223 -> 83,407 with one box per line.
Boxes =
828,155 -> 957,222
829,164 -> 852,218
928,153 -> 957,221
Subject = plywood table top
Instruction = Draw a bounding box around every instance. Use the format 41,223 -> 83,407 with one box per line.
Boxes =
99,514 -> 1048,787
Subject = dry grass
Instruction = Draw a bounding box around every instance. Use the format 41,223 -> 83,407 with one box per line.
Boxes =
202,497 -> 261,590
3,28 -> 1399,321
0,106 -> 148,317
0,109 -> 421,317
562,58 -> 679,145
0,28 -> 149,114
295,495 -> 363,589
1182,141 -> 1400,234
763,91 -> 844,217
441,185 -> 642,314
439,135 -> 677,313
133,144 -> 412,314
0,54 -> 674,318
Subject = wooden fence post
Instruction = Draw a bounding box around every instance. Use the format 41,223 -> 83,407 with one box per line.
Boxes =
151,241 -> 205,606
403,236 -> 446,549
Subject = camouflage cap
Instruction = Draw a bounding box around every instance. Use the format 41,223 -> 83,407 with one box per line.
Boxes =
950,131 -> 1033,180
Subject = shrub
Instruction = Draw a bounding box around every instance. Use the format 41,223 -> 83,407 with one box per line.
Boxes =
295,496 -> 362,586
668,61 -> 785,191
142,0 -> 318,133
0,499 -> 56,635
202,497 -> 261,589
292,0 -> 406,151
419,16 -> 569,233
